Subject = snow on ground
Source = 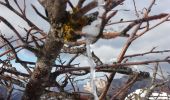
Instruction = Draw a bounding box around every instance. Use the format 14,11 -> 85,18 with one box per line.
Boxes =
125,89 -> 170,100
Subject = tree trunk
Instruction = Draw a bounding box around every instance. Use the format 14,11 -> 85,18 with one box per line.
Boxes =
22,0 -> 67,99
22,29 -> 64,100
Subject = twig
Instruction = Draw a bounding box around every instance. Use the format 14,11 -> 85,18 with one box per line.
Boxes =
124,49 -> 170,58
0,17 -> 24,43
31,4 -> 49,22
132,0 -> 139,17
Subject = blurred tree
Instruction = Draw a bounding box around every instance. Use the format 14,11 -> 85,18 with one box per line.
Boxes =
0,0 -> 170,100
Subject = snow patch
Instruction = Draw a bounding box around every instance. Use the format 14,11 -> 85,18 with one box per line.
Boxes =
125,89 -> 170,100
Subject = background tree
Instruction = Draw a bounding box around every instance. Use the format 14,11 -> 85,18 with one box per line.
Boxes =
0,0 -> 170,100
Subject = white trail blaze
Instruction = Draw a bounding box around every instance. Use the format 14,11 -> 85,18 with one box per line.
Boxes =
85,0 -> 105,100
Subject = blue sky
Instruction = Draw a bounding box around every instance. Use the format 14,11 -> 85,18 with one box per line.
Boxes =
0,0 -> 170,79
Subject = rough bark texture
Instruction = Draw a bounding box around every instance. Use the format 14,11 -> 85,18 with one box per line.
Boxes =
22,0 -> 67,100
38,0 -> 67,23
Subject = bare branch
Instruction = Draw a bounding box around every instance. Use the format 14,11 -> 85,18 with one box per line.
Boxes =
0,16 -> 24,43
31,4 -> 49,22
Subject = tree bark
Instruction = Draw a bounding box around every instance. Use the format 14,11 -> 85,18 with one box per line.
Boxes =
22,0 -> 67,100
